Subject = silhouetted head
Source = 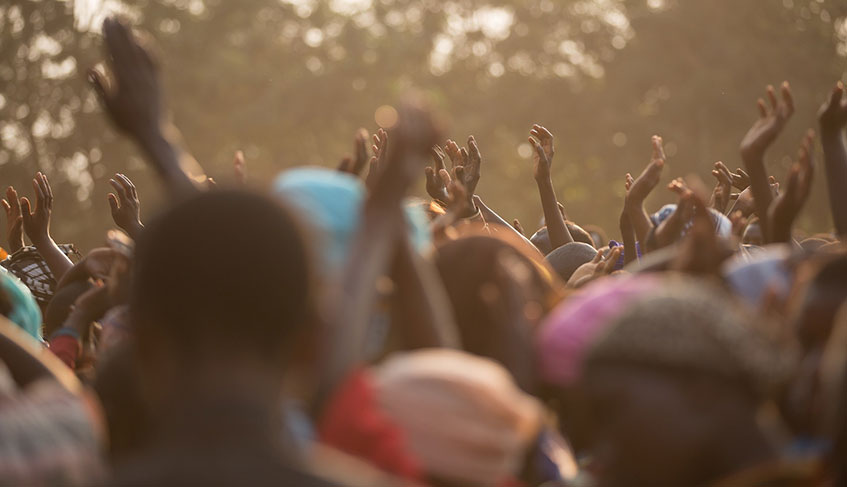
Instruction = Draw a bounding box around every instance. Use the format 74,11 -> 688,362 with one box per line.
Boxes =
131,190 -> 313,376
435,233 -> 561,392
530,224 -> 595,256
44,280 -> 95,338
545,242 -> 597,282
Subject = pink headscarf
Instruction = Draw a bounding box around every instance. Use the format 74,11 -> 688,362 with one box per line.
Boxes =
536,275 -> 662,387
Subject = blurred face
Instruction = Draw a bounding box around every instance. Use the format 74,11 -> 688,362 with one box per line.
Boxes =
582,366 -> 712,487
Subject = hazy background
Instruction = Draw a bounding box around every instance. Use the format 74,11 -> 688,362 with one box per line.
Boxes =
2,0 -> 846,251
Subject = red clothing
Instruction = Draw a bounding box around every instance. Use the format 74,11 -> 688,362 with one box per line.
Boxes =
48,335 -> 80,370
318,368 -> 422,482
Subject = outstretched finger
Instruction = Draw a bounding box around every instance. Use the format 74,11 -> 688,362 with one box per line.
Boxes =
512,219 -> 524,236
781,81 -> 794,115
109,177 -> 129,202
757,99 -> 767,118
20,197 -> 33,223
591,249 -> 604,264
438,168 -> 451,187
651,135 -> 665,161
766,85 -> 778,111
108,193 -> 120,215
116,173 -> 137,200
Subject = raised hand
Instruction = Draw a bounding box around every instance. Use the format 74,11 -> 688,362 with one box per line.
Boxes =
233,150 -> 247,185
88,17 -> 161,138
730,167 -> 750,190
461,136 -> 482,196
528,124 -> 572,249
425,145 -> 449,203
444,139 -> 468,170
818,82 -> 847,237
2,187 -> 24,253
818,81 -> 847,134
20,172 -> 53,246
767,131 -> 815,243
709,161 -> 733,213
89,16 -> 202,197
625,135 -> 666,244
108,173 -> 143,239
365,128 -> 389,191
672,190 -> 733,275
740,82 -> 794,242
528,124 -> 554,181
20,173 -> 73,280
337,129 -> 370,177
740,82 -> 795,163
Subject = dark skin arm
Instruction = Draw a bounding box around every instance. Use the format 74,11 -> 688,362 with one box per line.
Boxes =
89,17 -> 201,198
621,174 -> 637,265
315,100 -> 446,414
388,231 -> 459,350
740,82 -> 794,243
767,131 -> 815,243
625,135 -> 666,244
818,81 -> 847,238
21,172 -> 73,281
529,124 -> 572,250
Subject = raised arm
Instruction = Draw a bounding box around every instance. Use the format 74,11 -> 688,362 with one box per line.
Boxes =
20,173 -> 73,281
316,99 -> 443,412
767,131 -> 815,243
625,135 -> 666,244
817,82 -> 847,238
529,124 -> 572,250
89,17 -> 202,198
740,82 -> 794,243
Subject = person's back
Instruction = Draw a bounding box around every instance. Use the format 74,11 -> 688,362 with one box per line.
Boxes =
112,190 -> 339,487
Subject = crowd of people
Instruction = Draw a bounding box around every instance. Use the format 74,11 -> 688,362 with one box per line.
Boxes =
1,15 -> 846,487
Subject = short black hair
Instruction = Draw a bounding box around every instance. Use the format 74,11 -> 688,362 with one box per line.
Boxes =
530,223 -> 595,256
131,190 -> 313,363
545,242 -> 597,282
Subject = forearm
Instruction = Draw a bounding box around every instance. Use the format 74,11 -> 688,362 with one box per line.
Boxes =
620,210 -> 637,265
535,176 -> 572,249
0,318 -> 79,392
136,124 -> 202,198
821,129 -> 847,237
390,236 -> 460,349
626,201 -> 653,245
742,155 -> 773,241
316,206 -> 403,413
32,237 -> 73,282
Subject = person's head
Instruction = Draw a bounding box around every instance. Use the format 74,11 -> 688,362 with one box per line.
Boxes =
530,223 -> 594,255
544,242 -> 597,282
372,349 -> 543,487
272,167 -> 430,279
585,282 -> 786,486
435,232 -> 562,392
131,190 -> 314,398
0,271 -> 43,340
537,276 -> 787,486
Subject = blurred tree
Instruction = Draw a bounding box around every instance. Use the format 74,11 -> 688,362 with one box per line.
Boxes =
0,0 -> 845,250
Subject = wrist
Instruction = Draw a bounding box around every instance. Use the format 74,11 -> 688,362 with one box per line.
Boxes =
30,233 -> 54,249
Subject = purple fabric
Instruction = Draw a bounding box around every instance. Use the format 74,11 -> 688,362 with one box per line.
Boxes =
536,275 -> 661,387
608,240 -> 641,271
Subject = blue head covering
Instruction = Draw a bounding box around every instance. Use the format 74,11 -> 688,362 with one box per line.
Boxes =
272,167 -> 431,277
0,269 -> 43,340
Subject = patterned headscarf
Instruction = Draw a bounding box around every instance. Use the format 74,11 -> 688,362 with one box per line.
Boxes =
1,245 -> 81,307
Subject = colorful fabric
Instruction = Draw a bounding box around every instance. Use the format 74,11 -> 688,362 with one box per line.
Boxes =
318,368 -> 423,481
536,275 -> 662,387
0,271 -> 43,341
272,167 -> 431,277
0,363 -> 105,486
372,349 -> 542,487
0,245 -> 81,307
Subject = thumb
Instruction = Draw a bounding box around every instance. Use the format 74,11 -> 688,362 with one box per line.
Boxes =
592,249 -> 604,264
